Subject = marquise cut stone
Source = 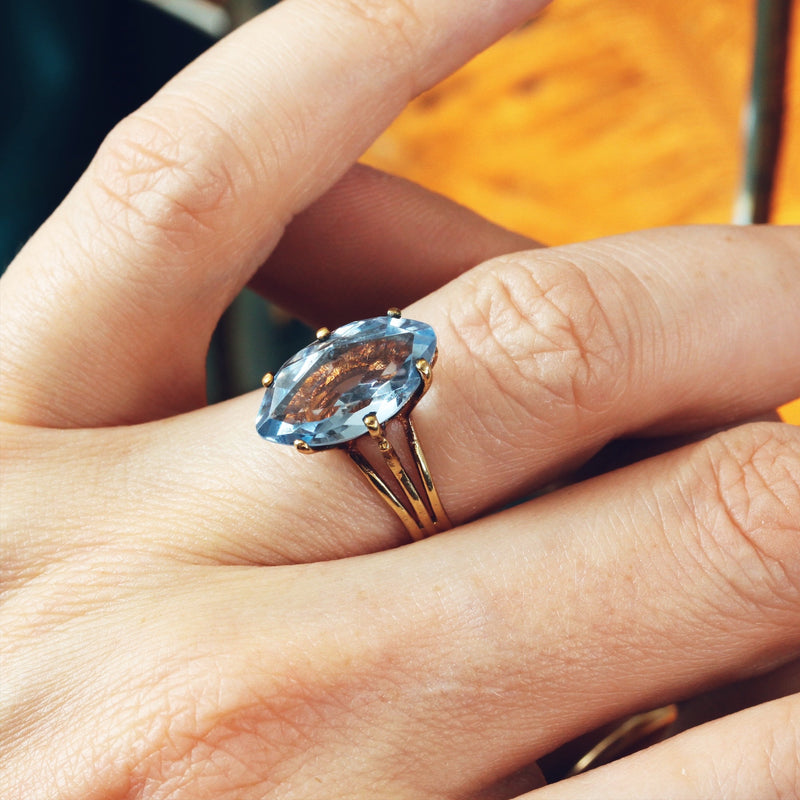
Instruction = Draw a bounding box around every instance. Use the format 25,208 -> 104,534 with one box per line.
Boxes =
256,316 -> 437,447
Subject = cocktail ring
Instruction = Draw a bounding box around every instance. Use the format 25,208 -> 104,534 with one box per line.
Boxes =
255,308 -> 451,539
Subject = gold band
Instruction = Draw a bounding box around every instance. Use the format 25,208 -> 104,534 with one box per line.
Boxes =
567,704 -> 678,777
347,407 -> 451,540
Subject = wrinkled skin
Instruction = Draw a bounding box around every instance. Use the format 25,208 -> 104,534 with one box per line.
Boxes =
1,1 -> 799,798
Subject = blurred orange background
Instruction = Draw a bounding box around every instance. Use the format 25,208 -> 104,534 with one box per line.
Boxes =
363,0 -> 799,424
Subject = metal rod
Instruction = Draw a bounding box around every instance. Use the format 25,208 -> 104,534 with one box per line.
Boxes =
734,0 -> 794,224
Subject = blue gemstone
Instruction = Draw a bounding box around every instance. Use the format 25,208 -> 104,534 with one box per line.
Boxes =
256,316 -> 437,447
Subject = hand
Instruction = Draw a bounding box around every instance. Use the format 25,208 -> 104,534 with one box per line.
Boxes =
2,1 -> 799,798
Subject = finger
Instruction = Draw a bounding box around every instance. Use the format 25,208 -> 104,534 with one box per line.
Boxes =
118,421 -> 799,797
155,226 -> 800,562
0,0 -> 550,428
5,422 -> 799,797
539,651 -> 800,784
525,695 -> 800,799
569,410 -> 785,484
253,163 -> 538,328
7,226 -> 799,567
289,420 -> 799,795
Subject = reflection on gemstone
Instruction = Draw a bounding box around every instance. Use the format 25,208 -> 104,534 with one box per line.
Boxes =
256,316 -> 437,447
280,337 -> 413,423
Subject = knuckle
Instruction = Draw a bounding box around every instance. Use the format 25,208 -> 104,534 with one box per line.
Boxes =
135,625 -> 344,792
686,422 -> 800,609
446,254 -> 630,422
337,0 -> 423,39
332,0 -> 423,77
87,109 -> 244,253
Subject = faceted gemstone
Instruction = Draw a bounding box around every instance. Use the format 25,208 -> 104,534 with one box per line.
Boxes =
256,316 -> 437,447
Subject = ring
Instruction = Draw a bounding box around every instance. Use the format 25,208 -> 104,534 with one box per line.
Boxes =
566,704 -> 678,778
255,308 -> 452,539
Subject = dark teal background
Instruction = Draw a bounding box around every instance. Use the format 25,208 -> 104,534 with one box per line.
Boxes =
1,0 -> 311,402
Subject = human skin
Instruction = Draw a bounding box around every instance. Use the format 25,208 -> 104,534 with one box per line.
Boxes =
1,1 -> 799,798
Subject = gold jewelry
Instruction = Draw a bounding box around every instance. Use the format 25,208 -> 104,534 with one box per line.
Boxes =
567,704 -> 678,777
256,309 -> 451,539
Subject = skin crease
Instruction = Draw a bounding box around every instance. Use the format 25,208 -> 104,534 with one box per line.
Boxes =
1,1 -> 799,799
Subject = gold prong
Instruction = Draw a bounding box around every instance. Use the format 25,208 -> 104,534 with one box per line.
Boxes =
261,372 -> 274,388
363,413 -> 382,436
387,307 -> 402,318
294,440 -> 314,454
316,327 -> 331,341
415,359 -> 432,393
364,414 -> 391,452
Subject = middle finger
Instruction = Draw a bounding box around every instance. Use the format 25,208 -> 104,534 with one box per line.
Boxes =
0,0 -> 551,429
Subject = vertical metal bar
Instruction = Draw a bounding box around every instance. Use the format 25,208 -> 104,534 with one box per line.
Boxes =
734,0 -> 794,224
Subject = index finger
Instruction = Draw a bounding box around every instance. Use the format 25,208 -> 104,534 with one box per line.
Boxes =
0,0 -> 550,428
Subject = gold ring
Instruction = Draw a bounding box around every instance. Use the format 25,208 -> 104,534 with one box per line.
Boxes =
566,704 -> 678,777
255,309 -> 451,539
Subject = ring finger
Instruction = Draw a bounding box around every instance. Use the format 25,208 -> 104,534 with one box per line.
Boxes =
14,224 -> 794,565
6,225 -> 799,568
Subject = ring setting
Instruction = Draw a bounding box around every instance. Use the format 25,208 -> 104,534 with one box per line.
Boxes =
256,309 -> 451,539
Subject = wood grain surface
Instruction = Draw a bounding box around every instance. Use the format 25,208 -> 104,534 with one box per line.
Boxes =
362,0 -> 799,421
